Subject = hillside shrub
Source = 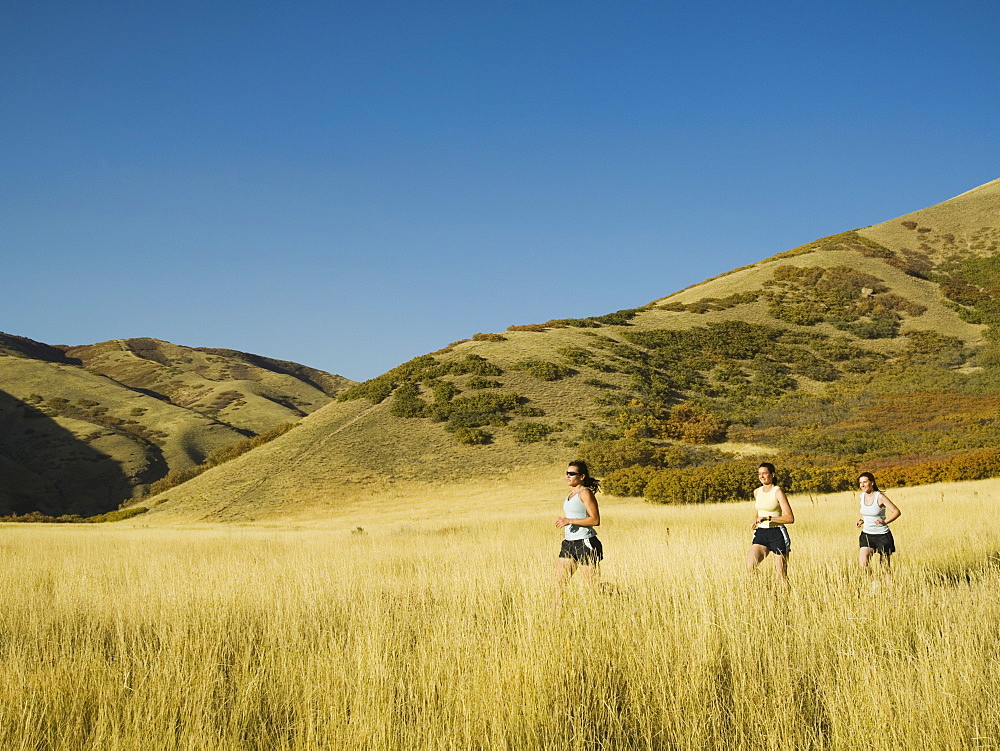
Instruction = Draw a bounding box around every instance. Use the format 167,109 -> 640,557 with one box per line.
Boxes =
602,465 -> 658,496
668,292 -> 761,314
644,463 -> 755,504
590,308 -> 642,325
578,438 -> 660,472
582,378 -> 617,389
0,507 -> 149,524
872,448 -> 1000,486
431,381 -> 460,404
660,404 -> 728,444
83,507 -> 150,523
513,404 -> 545,417
902,331 -> 968,367
472,333 -> 507,342
448,354 -> 503,377
466,377 -> 501,389
389,383 -> 428,418
507,324 -> 554,332
512,360 -> 573,381
832,316 -> 900,339
557,347 -> 594,365
510,422 -> 555,443
450,427 -> 491,445
438,392 -> 524,432
338,355 -> 440,404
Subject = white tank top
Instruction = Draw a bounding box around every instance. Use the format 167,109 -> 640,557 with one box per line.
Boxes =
860,491 -> 888,535
563,491 -> 596,540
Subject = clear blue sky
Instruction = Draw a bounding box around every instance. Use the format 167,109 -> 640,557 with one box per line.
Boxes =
2,1 -> 997,381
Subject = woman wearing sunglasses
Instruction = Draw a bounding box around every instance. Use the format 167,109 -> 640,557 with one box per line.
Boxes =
555,460 -> 603,590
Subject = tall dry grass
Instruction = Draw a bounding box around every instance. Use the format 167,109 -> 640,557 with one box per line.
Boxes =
1,482 -> 998,749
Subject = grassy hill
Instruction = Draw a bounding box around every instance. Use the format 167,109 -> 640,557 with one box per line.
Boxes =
129,178 -> 1000,521
0,335 -> 352,516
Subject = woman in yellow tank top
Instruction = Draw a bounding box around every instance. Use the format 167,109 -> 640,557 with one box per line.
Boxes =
746,462 -> 795,588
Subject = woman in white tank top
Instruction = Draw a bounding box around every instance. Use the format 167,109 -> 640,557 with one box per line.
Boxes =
856,471 -> 900,573
555,460 -> 602,592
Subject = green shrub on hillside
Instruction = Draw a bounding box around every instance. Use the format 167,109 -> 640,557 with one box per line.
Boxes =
901,331 -> 969,368
433,392 -> 527,440
659,404 -> 728,444
510,421 -> 555,443
472,333 -> 507,342
512,360 -> 574,381
507,323 -> 553,332
0,507 -> 149,524
448,354 -> 503,377
505,308 -> 642,331
590,308 -> 643,325
602,465 -> 659,496
431,381 -> 460,404
582,377 -> 617,389
644,463 -> 755,504
339,353 -> 504,406
764,265 -> 920,337
557,346 -> 594,366
665,291 -> 761,314
513,404 -> 545,417
450,427 -> 491,445
579,438 -> 726,474
389,382 -> 428,418
466,377 -> 502,389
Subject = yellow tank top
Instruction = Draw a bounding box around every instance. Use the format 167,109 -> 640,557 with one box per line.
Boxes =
755,486 -> 782,528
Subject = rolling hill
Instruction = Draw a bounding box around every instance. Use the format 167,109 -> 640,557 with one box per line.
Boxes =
51,180 -> 1000,521
0,336 -> 352,516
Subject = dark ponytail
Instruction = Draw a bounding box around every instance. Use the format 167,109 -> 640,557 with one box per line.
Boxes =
569,460 -> 600,493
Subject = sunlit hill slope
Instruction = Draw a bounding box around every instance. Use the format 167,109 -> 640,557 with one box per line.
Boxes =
0,336 -> 352,516
138,179 -> 1000,521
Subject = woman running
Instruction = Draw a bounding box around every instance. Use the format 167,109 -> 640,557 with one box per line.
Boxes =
555,460 -> 602,591
857,471 -> 900,572
747,462 -> 795,588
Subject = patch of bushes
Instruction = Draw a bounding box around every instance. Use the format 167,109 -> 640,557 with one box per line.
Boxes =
557,346 -> 594,366
339,354 -> 504,405
763,265 -> 922,337
513,404 -> 545,417
506,308 -> 643,332
472,333 -> 507,342
466,377 -> 502,389
510,421 -> 556,443
659,404 -> 728,444
512,360 -> 574,381
901,331 -> 969,368
507,323 -> 556,332
662,291 -> 761,314
389,382 -> 428,418
451,427 -> 491,445
579,437 -> 726,474
0,507 -> 149,524
583,377 -> 618,389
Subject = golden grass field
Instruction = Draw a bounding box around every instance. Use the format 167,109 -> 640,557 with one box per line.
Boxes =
2,476 -> 999,750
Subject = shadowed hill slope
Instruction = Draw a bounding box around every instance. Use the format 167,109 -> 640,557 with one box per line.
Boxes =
0,335 -> 352,515
142,179 -> 1000,521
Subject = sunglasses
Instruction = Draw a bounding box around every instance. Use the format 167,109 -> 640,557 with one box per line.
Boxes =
566,471 -> 580,476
